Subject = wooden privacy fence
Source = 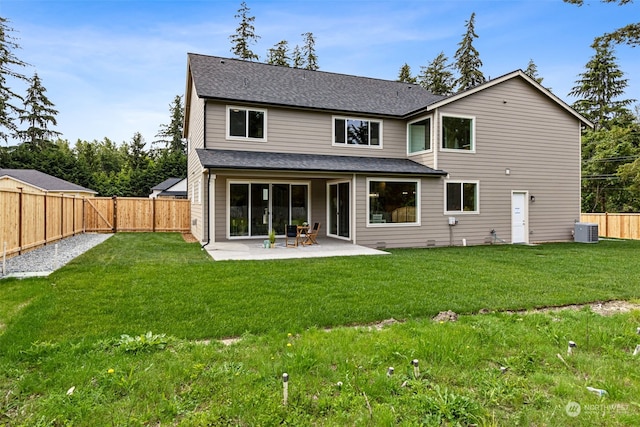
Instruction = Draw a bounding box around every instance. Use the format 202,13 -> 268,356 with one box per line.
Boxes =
580,213 -> 640,240
84,197 -> 191,233
1,190 -> 190,257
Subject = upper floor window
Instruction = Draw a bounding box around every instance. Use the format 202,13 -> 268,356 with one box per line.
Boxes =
408,117 -> 431,154
227,106 -> 266,141
334,117 -> 382,147
442,115 -> 474,151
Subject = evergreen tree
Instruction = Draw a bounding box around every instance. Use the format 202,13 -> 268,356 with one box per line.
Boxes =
418,52 -> 455,95
301,32 -> 318,71
17,72 -> 61,148
155,95 -> 185,154
0,17 -> 29,143
523,59 -> 544,85
453,12 -> 485,92
229,1 -> 260,61
564,0 -> 639,47
292,45 -> 304,69
397,63 -> 417,84
267,40 -> 290,66
568,41 -> 634,130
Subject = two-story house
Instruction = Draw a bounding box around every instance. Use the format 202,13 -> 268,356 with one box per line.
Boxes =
184,53 -> 591,249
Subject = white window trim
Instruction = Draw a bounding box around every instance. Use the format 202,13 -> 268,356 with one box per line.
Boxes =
226,105 -> 268,142
226,179 -> 311,239
440,113 -> 476,153
407,115 -> 433,155
332,115 -> 383,149
444,179 -> 480,215
366,177 -> 421,227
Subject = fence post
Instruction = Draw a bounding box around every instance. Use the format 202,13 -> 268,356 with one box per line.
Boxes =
152,197 -> 156,232
44,192 -> 48,245
17,187 -> 23,255
605,212 -> 609,238
112,196 -> 117,233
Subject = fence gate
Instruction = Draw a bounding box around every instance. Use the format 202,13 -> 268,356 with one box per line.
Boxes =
84,198 -> 115,232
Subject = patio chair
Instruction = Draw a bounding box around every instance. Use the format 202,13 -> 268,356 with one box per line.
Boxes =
306,222 -> 320,245
285,225 -> 300,247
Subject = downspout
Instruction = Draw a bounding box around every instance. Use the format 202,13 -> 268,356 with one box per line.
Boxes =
201,168 -> 212,249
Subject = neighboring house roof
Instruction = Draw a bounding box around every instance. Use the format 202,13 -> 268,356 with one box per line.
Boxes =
196,149 -> 447,176
0,169 -> 97,194
187,53 -> 446,117
151,177 -> 183,191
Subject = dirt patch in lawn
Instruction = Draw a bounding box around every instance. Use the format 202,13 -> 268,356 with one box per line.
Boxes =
182,233 -> 199,243
503,300 -> 640,316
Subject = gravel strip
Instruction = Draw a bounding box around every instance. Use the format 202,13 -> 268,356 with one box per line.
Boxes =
1,233 -> 113,278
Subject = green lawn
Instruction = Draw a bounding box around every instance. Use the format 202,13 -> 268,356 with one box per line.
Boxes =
1,233 -> 639,425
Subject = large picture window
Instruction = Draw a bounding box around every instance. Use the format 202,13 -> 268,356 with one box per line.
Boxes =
368,179 -> 419,225
446,181 -> 478,213
408,117 -> 431,153
334,117 -> 381,147
227,106 -> 266,140
442,115 -> 474,151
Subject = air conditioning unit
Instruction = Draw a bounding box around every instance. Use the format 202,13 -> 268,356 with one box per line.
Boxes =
574,223 -> 599,243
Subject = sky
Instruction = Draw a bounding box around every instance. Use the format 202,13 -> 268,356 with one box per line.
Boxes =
1,0 -> 638,147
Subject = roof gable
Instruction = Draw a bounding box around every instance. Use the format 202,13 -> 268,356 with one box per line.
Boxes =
187,53 -> 445,117
421,70 -> 593,127
0,169 -> 97,193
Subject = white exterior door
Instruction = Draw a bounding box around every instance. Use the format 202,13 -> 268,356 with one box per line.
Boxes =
511,192 -> 528,244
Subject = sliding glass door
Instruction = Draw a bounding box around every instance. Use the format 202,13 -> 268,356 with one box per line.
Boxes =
229,182 -> 309,238
328,181 -> 350,239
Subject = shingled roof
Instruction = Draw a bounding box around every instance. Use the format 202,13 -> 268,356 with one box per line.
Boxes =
0,169 -> 97,193
196,149 -> 446,176
187,53 -> 445,117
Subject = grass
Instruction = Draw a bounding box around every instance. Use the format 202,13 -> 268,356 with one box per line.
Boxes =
1,233 -> 640,425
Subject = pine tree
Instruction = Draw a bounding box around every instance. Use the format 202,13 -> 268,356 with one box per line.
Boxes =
17,72 -> 61,148
301,32 -> 318,71
397,63 -> 417,83
0,17 -> 29,143
267,40 -> 290,66
569,41 -> 634,130
229,1 -> 260,61
523,59 -> 544,85
418,52 -> 455,95
564,0 -> 639,47
292,45 -> 304,69
453,12 -> 485,92
155,95 -> 185,154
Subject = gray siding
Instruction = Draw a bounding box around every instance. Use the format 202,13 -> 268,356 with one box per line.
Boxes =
434,78 -> 581,244
204,102 -> 408,158
186,80 -> 206,241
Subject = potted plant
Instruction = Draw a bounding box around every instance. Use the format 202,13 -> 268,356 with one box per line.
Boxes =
269,229 -> 276,248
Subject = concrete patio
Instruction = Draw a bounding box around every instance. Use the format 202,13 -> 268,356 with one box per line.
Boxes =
203,238 -> 389,261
